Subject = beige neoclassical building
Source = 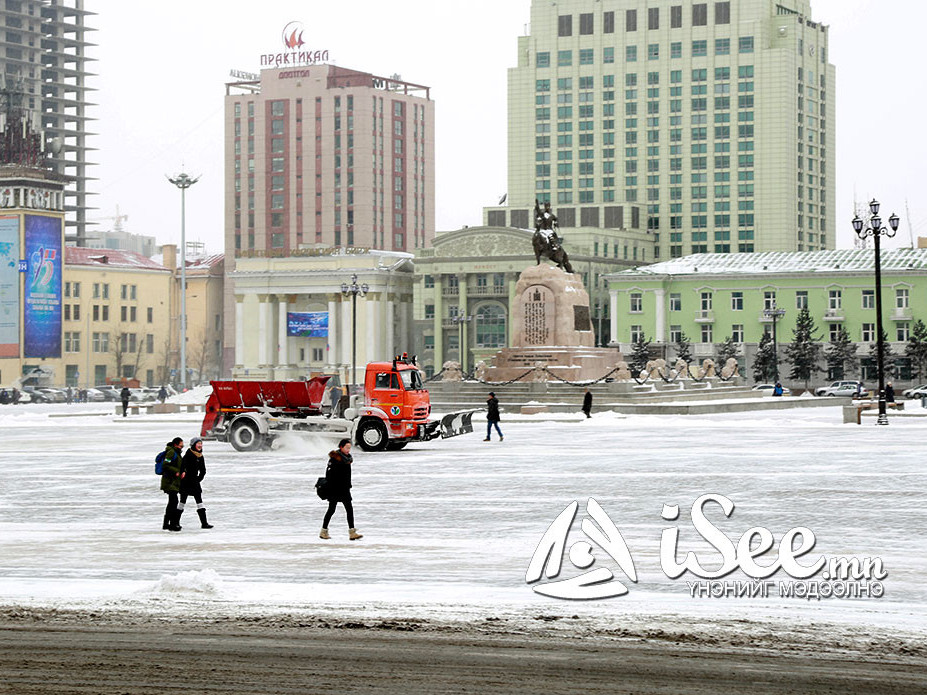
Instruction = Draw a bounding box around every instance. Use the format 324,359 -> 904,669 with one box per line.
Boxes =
230,249 -> 414,384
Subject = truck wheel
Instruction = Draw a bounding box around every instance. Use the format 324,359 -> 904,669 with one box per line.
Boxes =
357,420 -> 389,452
386,441 -> 408,451
230,419 -> 263,452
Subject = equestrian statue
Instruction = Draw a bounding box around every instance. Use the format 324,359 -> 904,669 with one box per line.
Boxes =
533,199 -> 574,273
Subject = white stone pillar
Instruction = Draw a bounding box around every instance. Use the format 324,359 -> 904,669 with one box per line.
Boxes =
258,296 -> 269,366
655,288 -> 667,344
400,296 -> 410,353
327,297 -> 339,368
278,295 -> 289,366
386,296 -> 395,357
366,295 -> 378,363
235,297 -> 244,367
341,298 -> 352,383
609,290 -> 619,346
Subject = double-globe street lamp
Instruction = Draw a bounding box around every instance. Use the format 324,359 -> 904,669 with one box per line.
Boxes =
852,199 -> 900,426
341,274 -> 369,391
763,302 -> 787,382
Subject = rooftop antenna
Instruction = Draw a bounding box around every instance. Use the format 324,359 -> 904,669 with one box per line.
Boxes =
905,199 -> 915,249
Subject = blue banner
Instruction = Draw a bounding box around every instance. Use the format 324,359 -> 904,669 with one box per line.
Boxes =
0,215 -> 18,357
287,311 -> 328,338
23,214 -> 62,358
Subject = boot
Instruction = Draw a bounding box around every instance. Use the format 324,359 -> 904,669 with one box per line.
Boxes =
197,508 -> 213,529
169,507 -> 183,532
162,513 -> 171,530
349,528 -> 363,541
319,528 -> 330,540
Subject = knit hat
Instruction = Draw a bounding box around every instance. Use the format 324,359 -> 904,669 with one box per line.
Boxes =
190,436 -> 203,448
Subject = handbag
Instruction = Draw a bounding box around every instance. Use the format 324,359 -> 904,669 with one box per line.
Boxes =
315,476 -> 329,500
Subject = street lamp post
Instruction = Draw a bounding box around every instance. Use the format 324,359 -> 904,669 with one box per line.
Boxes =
167,171 -> 200,391
341,273 -> 369,391
450,315 -> 472,374
853,200 -> 900,426
763,303 -> 787,382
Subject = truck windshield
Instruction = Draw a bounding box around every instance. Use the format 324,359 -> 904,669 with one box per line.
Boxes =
399,369 -> 424,391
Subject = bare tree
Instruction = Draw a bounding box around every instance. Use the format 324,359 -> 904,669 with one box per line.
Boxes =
158,335 -> 177,386
190,330 -> 213,384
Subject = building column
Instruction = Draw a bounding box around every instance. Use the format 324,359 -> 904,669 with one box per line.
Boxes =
433,275 -> 444,369
365,293 -> 378,364
609,290 -> 620,347
399,296 -> 410,355
278,295 -> 289,367
507,275 -> 518,346
654,288 -> 667,344
458,274 -> 468,372
257,295 -> 270,367
327,296 -> 339,370
341,297 -> 352,385
386,295 -> 395,358
235,296 -> 245,367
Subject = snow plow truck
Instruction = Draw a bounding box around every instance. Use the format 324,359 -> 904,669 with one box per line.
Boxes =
200,355 -> 478,452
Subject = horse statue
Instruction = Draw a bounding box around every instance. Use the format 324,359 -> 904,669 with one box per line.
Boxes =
533,199 -> 574,274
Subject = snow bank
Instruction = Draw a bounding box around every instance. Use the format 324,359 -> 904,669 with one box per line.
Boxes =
146,569 -> 225,598
168,384 -> 212,405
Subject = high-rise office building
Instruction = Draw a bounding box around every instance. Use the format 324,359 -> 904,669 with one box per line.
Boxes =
507,0 -> 835,259
0,0 -> 95,246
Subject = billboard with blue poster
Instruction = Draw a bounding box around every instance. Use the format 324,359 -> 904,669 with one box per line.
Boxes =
23,214 -> 63,358
287,311 -> 328,338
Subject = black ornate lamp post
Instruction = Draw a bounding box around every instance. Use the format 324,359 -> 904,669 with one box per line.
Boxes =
341,274 -> 368,391
852,199 -> 900,426
763,302 -> 786,382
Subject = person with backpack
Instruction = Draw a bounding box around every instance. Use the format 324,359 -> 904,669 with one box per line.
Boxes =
178,437 -> 213,529
159,437 -> 185,531
319,438 -> 362,541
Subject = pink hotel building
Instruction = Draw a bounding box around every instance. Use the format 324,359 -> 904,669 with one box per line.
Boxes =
224,65 -> 435,255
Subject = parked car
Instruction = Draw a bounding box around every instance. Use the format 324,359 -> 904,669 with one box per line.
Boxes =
902,384 -> 927,399
93,386 -> 120,401
38,388 -> 67,403
22,386 -> 51,403
752,383 -> 792,396
815,381 -> 867,398
83,388 -> 108,402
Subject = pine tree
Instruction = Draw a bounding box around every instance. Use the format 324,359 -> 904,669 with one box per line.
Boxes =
752,332 -> 778,383
674,332 -> 692,364
629,334 -> 653,375
785,307 -> 824,389
904,319 -> 927,380
716,337 -> 739,369
825,326 -> 857,380
869,329 -> 896,378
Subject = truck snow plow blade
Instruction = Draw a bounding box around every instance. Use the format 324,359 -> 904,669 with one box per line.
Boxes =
439,410 -> 479,439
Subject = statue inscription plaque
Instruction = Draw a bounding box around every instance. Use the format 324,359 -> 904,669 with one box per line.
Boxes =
523,285 -> 553,346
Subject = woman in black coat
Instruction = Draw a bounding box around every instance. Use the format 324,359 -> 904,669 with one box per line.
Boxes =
179,437 -> 213,529
320,438 -> 362,541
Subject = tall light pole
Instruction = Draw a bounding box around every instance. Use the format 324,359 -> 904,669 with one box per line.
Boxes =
763,303 -> 786,382
167,172 -> 200,391
341,273 -> 368,391
853,200 -> 900,426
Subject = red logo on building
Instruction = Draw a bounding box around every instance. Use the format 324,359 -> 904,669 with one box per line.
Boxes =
282,22 -> 305,50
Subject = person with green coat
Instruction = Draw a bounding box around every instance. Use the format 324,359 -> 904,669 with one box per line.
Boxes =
160,437 -> 185,531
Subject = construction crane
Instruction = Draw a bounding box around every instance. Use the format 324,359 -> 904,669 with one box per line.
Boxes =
94,204 -> 129,233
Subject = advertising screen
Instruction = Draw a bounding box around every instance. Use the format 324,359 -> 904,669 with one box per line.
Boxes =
287,311 -> 328,338
0,214 -> 19,357
23,214 -> 63,358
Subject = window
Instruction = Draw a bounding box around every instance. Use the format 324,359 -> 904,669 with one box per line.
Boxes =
862,290 -> 874,310
731,324 -> 744,343
626,46 -> 637,62
670,293 -> 682,311
862,323 -> 876,343
692,40 -> 707,57
898,323 -> 911,342
896,288 -> 910,309
716,38 -> 730,55
715,1 -> 730,24
630,293 -> 643,313
64,331 -> 80,353
731,292 -> 743,311
271,100 -> 285,116
558,14 -> 572,37
579,12 -> 593,34
626,9 -> 637,31
763,291 -> 777,310
92,332 -> 109,353
424,304 -> 435,320
604,11 -> 615,33
701,292 -> 713,311
828,289 -> 842,310
537,52 -> 550,68
671,5 -> 682,28
829,324 -> 842,343
648,44 -> 659,60
648,7 -> 659,30
630,325 -> 644,343
558,50 -> 572,67
476,304 -> 507,348
794,291 -> 808,310
147,307 -> 153,323
739,36 -> 755,53
693,3 -> 708,26
579,48 -> 594,65
670,325 -> 682,344
701,325 -> 713,343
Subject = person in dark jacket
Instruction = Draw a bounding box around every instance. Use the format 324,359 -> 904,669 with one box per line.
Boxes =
160,437 -> 185,531
320,438 -> 362,540
120,386 -> 131,417
158,386 -> 168,404
885,382 -> 895,404
485,392 -> 503,442
582,388 -> 593,418
178,437 -> 213,529
773,382 -> 784,397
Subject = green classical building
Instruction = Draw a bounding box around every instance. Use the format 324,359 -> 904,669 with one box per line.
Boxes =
412,224 -> 648,376
605,249 -> 927,386
487,0 -> 836,259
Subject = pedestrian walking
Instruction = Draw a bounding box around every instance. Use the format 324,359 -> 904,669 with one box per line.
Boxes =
773,382 -> 784,397
328,384 -> 342,418
160,437 -> 185,531
484,391 -> 503,442
885,382 -> 896,404
319,438 -> 362,540
66,387 -> 73,405
120,386 -> 131,417
158,385 -> 168,404
178,437 -> 213,529
582,388 -> 593,418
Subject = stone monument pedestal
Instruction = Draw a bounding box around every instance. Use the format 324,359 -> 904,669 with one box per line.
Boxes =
481,264 -> 621,383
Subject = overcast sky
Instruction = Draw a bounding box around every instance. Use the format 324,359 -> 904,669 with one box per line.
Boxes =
91,0 -> 927,255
